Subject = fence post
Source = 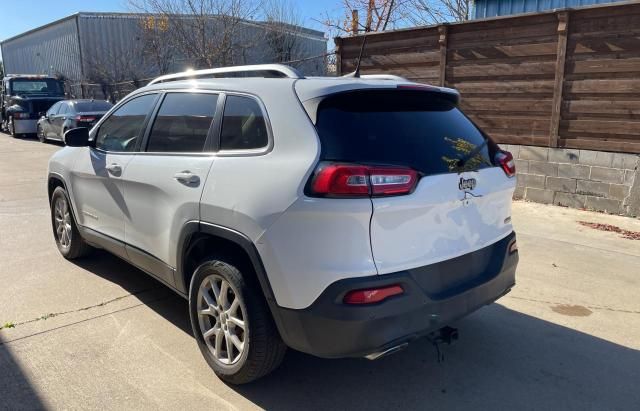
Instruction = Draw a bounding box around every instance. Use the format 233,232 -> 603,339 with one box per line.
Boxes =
438,25 -> 448,87
334,37 -> 343,76
549,11 -> 570,148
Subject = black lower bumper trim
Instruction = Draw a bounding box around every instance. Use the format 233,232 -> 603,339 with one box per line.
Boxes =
273,232 -> 518,358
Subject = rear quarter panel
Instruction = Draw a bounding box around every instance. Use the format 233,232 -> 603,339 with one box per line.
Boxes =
199,86 -> 377,309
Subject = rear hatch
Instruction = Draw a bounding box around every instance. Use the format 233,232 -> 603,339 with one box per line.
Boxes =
75,111 -> 106,128
308,88 -> 516,275
74,101 -> 113,127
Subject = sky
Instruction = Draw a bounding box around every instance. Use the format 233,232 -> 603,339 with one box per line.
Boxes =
0,0 -> 341,44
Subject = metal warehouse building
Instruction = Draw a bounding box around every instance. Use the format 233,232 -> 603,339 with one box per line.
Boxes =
472,0 -> 627,19
0,12 -> 327,100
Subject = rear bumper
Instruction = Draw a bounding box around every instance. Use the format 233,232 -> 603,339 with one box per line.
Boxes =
273,232 -> 518,358
14,119 -> 38,134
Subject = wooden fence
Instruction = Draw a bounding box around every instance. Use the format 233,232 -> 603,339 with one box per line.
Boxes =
335,1 -> 640,154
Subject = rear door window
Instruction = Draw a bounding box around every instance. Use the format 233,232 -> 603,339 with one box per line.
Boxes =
146,93 -> 218,153
219,95 -> 268,150
315,90 -> 494,176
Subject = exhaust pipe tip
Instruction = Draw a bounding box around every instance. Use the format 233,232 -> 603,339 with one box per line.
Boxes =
365,342 -> 409,360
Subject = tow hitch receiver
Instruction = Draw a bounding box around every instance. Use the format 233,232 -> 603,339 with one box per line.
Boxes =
433,326 -> 459,345
428,326 -> 459,362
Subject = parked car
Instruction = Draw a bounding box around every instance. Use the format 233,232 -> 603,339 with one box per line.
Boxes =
1,74 -> 65,137
37,99 -> 113,143
47,64 -> 518,384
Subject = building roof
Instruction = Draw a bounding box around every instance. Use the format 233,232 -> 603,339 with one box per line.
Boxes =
1,11 -> 325,45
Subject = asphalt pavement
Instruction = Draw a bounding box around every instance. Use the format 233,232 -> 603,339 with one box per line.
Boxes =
1,133 -> 639,410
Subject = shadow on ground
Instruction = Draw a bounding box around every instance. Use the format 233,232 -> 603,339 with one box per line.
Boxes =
3,250 -> 639,410
70,250 -> 193,334
236,305 -> 640,410
0,341 -> 46,409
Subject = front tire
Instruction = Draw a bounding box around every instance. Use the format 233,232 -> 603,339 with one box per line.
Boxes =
50,187 -> 91,259
189,259 -> 286,384
8,116 -> 19,138
37,125 -> 46,143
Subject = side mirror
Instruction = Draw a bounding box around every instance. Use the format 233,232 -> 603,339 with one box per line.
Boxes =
64,127 -> 93,147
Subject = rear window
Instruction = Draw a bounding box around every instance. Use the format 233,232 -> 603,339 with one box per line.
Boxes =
220,95 -> 269,150
315,90 -> 495,175
74,101 -> 113,112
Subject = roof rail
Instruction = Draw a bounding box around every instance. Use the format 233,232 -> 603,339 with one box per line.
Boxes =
359,74 -> 408,81
148,64 -> 304,85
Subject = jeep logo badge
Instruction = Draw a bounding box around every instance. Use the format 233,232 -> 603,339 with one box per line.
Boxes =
459,177 -> 477,191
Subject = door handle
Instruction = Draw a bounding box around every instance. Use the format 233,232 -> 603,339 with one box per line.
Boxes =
105,163 -> 122,176
173,171 -> 200,185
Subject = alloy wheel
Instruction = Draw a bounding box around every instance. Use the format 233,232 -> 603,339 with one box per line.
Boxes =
197,274 -> 247,365
54,196 -> 72,249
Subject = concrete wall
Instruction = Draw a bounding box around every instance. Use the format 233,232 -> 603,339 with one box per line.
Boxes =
502,145 -> 639,217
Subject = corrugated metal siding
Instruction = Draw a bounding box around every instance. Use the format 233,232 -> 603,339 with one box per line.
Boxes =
472,0 -> 626,19
0,16 -> 82,80
78,14 -> 152,81
77,13 -> 327,79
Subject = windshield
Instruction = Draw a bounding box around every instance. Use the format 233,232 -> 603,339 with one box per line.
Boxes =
74,101 -> 113,112
315,90 -> 495,176
10,78 -> 64,96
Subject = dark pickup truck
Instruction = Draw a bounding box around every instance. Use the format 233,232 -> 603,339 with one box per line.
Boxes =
1,75 -> 66,137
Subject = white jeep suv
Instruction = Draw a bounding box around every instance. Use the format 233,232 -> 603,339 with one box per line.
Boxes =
48,64 -> 518,384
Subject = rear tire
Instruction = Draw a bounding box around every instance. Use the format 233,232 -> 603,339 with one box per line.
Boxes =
50,187 -> 91,259
189,259 -> 286,384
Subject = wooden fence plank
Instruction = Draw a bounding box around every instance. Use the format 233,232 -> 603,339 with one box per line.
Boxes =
462,98 -> 553,113
561,119 -> 640,136
566,79 -> 640,93
448,60 -> 556,77
451,80 -> 555,94
564,100 -> 640,115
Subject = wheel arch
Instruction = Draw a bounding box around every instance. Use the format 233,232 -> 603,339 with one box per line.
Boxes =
47,173 -> 68,202
177,221 -> 278,307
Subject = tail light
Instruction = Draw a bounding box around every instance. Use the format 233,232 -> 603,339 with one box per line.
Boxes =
343,285 -> 404,304
76,115 -> 96,122
495,151 -> 516,177
309,162 -> 418,197
13,112 -> 30,119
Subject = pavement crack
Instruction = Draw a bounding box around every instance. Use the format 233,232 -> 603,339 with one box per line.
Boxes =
0,296 -> 172,346
505,295 -> 640,315
0,287 -> 160,330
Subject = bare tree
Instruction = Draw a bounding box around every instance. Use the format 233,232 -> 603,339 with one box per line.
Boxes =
400,0 -> 471,24
261,0 -> 306,64
319,0 -> 470,38
139,15 -> 176,75
320,0 -> 402,36
83,39 -> 149,102
129,0 -> 263,69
